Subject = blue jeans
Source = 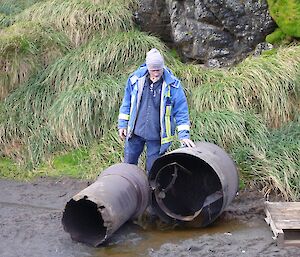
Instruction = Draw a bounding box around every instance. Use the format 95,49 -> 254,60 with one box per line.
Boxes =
124,134 -> 161,173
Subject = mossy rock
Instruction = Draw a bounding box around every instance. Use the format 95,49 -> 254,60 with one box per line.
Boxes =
267,0 -> 300,38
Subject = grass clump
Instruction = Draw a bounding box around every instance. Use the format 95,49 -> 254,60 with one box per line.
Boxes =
190,110 -> 269,151
0,30 -> 167,166
0,21 -> 71,99
234,118 -> 300,201
40,30 -> 167,92
235,46 -> 300,128
0,0 -> 46,15
47,76 -> 125,146
190,74 -> 246,112
16,0 -> 137,46
0,0 -> 47,28
0,13 -> 13,28
0,157 -> 33,180
21,128 -> 124,180
188,45 -> 300,128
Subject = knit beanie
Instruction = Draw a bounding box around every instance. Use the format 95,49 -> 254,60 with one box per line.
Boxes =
146,48 -> 164,70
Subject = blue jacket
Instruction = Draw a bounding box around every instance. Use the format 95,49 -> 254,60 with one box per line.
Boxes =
118,64 -> 191,154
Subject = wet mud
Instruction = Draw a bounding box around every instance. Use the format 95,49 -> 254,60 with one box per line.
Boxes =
0,177 -> 299,257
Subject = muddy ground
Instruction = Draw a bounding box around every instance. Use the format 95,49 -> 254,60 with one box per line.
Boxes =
0,177 -> 299,257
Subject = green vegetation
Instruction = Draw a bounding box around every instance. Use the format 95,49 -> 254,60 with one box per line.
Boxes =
0,0 -> 46,28
233,117 -> 300,201
0,157 -> 28,180
0,21 -> 71,99
190,110 -> 269,151
267,0 -> 300,43
16,0 -> 137,46
266,28 -> 286,44
0,0 -> 299,200
0,0 -> 45,15
267,0 -> 300,37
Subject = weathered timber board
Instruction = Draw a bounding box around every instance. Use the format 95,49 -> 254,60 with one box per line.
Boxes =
265,201 -> 300,247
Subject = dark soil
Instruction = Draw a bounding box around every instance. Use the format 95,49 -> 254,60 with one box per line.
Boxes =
0,177 -> 299,257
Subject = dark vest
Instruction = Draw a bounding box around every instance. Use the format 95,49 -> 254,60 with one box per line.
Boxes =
134,76 -> 162,140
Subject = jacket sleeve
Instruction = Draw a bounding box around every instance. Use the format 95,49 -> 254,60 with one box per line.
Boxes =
118,77 -> 132,129
172,82 -> 191,140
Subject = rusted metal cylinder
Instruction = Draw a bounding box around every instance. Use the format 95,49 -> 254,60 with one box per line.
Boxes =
62,163 -> 149,246
149,142 -> 239,227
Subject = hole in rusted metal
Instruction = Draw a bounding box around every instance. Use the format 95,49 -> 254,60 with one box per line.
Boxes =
151,153 -> 223,224
62,199 -> 106,246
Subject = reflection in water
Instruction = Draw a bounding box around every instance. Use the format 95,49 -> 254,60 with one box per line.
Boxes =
92,218 -> 246,257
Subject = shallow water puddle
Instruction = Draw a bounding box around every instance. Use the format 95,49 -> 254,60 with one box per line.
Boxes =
91,218 -> 247,257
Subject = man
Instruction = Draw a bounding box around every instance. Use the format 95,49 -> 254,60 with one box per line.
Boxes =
118,48 -> 195,173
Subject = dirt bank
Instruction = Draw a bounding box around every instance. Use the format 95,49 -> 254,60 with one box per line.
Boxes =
0,177 -> 299,257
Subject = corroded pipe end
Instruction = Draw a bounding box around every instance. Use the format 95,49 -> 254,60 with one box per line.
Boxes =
62,163 -> 150,246
149,142 -> 238,227
62,198 -> 106,247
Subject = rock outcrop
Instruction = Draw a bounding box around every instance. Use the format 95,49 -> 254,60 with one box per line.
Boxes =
135,0 -> 276,67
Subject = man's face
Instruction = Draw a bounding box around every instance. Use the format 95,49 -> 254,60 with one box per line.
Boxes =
149,69 -> 163,82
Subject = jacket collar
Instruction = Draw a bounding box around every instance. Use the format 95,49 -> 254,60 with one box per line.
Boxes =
133,63 -> 178,88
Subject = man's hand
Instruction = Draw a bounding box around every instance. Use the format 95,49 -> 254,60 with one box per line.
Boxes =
118,128 -> 127,140
180,138 -> 196,148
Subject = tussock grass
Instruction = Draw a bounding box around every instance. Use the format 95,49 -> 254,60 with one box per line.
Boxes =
190,110 -> 269,151
24,125 -> 65,168
190,74 -> 247,112
265,120 -> 300,201
234,46 -> 300,127
4,29 -> 165,125
0,13 -> 12,28
0,96 -> 63,166
47,76 -> 126,146
0,0 -> 47,28
1,73 -> 126,166
40,30 -> 166,91
0,78 -> 58,165
173,64 -> 221,88
0,128 -> 125,180
0,30 -> 166,165
0,121 -> 67,169
234,118 -> 300,201
83,128 -> 124,179
184,46 -> 300,128
0,21 -> 70,99
16,0 -> 137,46
0,0 -> 46,15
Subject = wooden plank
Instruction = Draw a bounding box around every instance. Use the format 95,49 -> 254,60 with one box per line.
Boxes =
283,230 -> 300,247
275,221 -> 300,229
265,205 -> 283,239
265,202 -> 300,229
266,202 -> 300,209
264,201 -> 300,247
284,240 -> 300,247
